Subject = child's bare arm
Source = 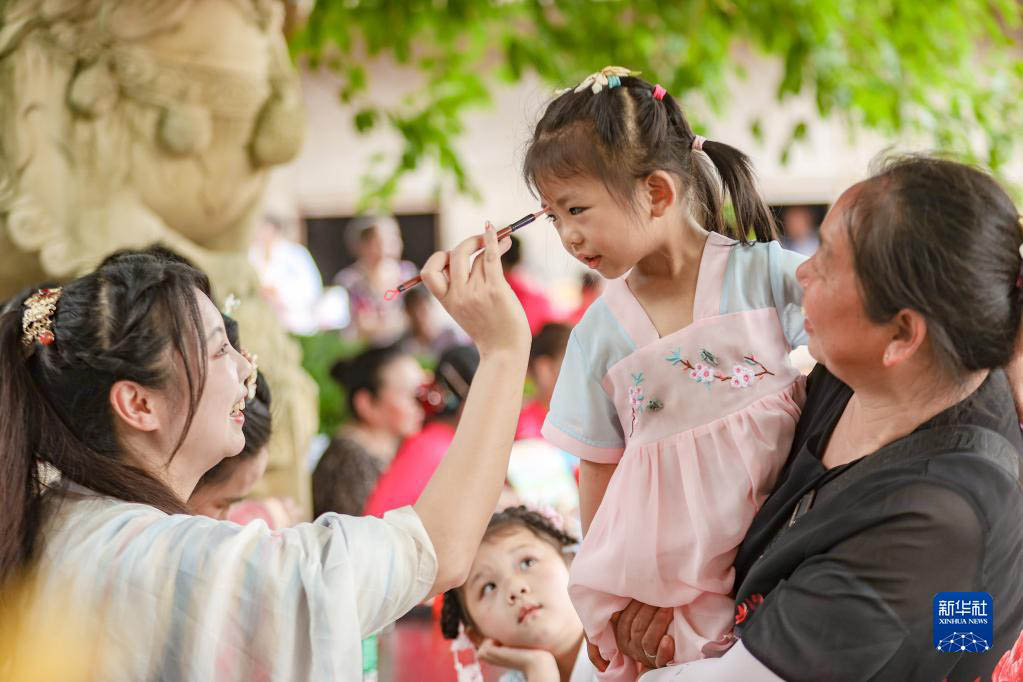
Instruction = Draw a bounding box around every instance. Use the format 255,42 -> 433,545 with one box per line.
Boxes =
579,460 -> 618,535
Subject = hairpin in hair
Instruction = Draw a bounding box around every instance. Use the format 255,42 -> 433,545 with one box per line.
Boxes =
691,135 -> 707,152
572,66 -> 641,94
21,287 -> 62,351
222,293 -> 240,316
652,84 -> 666,101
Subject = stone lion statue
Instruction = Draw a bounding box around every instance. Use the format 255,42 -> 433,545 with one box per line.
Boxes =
0,0 -> 318,514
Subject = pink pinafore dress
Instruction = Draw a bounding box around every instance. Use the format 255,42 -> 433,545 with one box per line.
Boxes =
543,233 -> 807,680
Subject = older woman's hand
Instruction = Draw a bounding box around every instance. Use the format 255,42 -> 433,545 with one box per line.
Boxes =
610,600 -> 676,670
420,222 -> 529,357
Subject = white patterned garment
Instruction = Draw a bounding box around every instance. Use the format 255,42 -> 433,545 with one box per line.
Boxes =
29,483 -> 437,681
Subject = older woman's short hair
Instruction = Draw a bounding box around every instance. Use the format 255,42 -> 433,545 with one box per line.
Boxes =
846,154 -> 1022,378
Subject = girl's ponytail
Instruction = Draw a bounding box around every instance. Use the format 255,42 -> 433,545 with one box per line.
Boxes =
0,296 -> 47,589
700,139 -> 777,243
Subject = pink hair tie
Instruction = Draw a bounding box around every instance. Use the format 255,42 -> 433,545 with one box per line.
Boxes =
652,84 -> 666,101
691,135 -> 706,152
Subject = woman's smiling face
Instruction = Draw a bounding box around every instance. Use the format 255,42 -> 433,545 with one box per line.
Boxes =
166,291 -> 253,477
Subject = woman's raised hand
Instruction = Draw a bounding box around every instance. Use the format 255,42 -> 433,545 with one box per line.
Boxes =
420,222 -> 529,356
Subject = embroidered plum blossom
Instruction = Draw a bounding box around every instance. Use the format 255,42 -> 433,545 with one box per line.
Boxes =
688,362 -> 717,384
731,365 -> 755,389
668,348 -> 775,388
628,384 -> 644,409
628,373 -> 645,435
626,373 -> 663,434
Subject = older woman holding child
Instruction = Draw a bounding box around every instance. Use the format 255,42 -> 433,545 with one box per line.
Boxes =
612,156 -> 1023,682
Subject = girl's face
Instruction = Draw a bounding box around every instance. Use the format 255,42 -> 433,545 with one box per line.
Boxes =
796,185 -> 891,382
462,526 -> 582,652
363,356 -> 427,438
540,175 -> 651,280
171,292 -> 252,472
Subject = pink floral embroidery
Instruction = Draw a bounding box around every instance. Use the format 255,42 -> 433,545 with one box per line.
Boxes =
627,373 -> 662,435
668,348 -> 774,388
731,365 -> 755,388
628,373 -> 645,436
688,362 -> 720,384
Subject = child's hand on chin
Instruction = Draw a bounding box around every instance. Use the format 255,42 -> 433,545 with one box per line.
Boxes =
476,638 -> 560,682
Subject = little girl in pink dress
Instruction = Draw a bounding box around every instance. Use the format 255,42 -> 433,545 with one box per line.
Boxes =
527,67 -> 807,680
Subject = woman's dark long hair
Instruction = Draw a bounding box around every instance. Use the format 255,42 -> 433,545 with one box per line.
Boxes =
0,250 -> 211,588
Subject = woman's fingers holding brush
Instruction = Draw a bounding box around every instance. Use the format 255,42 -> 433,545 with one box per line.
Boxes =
421,249 -> 451,300
480,221 -> 512,283
427,222 -> 526,356
445,232 -> 475,286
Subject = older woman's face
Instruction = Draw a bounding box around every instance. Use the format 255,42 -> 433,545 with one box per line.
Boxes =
796,186 -> 892,383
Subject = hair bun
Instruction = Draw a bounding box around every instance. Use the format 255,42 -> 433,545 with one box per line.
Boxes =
329,358 -> 354,386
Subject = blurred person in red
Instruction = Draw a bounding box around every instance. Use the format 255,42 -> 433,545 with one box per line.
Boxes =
568,272 -> 604,325
517,323 -> 572,441
503,234 -> 562,335
364,345 -> 480,517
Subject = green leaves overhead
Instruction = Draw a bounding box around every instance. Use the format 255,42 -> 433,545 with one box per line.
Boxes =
291,0 -> 1023,207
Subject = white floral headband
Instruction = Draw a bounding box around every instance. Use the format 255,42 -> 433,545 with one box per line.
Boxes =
221,293 -> 240,316
557,65 -> 641,95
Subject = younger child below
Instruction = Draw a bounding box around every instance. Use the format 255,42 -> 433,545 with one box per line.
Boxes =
441,506 -> 594,682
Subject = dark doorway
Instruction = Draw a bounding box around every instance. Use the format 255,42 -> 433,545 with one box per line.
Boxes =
305,213 -> 439,285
